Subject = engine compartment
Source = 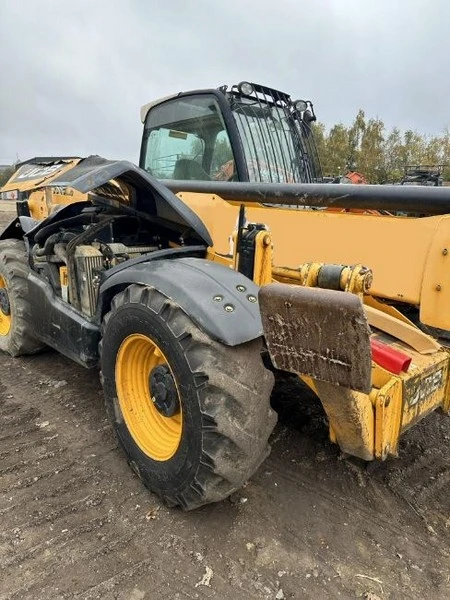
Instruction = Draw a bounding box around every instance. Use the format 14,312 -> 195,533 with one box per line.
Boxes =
30,204 -> 180,317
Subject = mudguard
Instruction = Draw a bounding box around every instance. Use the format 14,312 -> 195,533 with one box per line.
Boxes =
0,213 -> 61,241
0,217 -> 21,240
99,257 -> 263,346
259,283 -> 372,393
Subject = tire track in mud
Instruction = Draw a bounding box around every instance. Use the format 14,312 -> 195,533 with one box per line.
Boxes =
0,353 -> 222,600
3,515 -> 127,600
272,377 -> 450,531
0,354 -> 126,600
1,311 -> 450,599
248,386 -> 450,598
257,453 -> 448,597
0,354 -> 312,600
248,442 -> 449,598
366,418 -> 450,538
386,450 -> 450,506
0,433 -> 58,460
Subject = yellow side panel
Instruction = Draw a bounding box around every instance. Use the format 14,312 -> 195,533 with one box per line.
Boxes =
178,192 -> 450,330
420,218 -> 450,329
400,350 -> 449,431
373,377 -> 403,459
246,206 -> 441,305
27,188 -> 87,220
27,190 -> 47,219
177,193 -> 237,255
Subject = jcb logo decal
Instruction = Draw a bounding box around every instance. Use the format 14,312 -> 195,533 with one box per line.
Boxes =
409,369 -> 443,406
14,164 -> 63,181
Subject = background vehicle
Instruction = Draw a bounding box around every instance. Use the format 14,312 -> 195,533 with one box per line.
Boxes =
400,164 -> 445,187
341,170 -> 367,184
322,171 -> 367,184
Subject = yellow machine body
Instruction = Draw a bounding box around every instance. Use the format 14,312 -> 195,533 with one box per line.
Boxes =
178,190 -> 450,461
178,191 -> 450,331
3,170 -> 450,463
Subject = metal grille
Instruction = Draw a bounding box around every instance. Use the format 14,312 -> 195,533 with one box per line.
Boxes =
229,86 -> 322,184
74,245 -> 158,316
75,253 -> 103,317
299,120 -> 323,183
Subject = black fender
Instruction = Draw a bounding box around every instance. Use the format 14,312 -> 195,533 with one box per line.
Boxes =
0,217 -> 21,240
99,257 -> 263,346
27,271 -> 100,367
0,215 -> 41,241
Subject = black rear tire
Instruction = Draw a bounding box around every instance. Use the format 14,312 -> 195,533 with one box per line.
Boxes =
100,284 -> 276,510
0,239 -> 46,357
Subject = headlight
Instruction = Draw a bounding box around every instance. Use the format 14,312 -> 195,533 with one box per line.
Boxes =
238,81 -> 254,96
294,99 -> 308,112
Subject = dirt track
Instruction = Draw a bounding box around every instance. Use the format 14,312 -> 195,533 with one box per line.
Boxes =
0,206 -> 449,600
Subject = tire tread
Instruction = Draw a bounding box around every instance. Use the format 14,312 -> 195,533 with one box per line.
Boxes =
100,284 -> 276,510
0,240 -> 46,357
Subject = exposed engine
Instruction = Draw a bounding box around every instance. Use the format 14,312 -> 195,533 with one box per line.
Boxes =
31,208 -> 166,317
72,242 -> 159,316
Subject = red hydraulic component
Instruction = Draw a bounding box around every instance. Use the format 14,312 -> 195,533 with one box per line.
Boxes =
370,338 -> 412,375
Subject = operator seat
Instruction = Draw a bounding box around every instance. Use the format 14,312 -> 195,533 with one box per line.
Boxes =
173,158 -> 211,180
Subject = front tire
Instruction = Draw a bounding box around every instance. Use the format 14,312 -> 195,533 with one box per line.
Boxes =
100,284 -> 276,510
0,239 -> 46,357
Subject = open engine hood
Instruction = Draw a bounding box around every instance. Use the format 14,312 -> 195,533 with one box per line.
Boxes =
48,156 -> 213,246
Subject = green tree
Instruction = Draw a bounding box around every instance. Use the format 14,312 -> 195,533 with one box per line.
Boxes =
440,129 -> 450,181
312,110 -> 450,184
347,109 -> 366,171
399,130 -> 425,169
311,122 -> 327,172
423,135 -> 443,167
322,123 -> 350,176
382,127 -> 403,182
211,137 -> 234,172
357,118 -> 385,183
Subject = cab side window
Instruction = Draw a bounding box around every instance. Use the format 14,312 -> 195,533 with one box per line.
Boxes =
142,95 -> 235,181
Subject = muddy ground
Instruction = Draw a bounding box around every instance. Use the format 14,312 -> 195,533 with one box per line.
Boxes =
0,205 -> 449,600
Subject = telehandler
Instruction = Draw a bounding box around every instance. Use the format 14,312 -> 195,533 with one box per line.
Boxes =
0,82 -> 449,510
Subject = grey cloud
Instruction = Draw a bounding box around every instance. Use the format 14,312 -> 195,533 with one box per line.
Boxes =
1,0 -> 449,164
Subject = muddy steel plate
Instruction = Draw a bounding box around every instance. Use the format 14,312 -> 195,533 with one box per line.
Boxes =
259,284 -> 372,393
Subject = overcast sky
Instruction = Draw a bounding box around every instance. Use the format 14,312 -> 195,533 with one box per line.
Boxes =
1,0 -> 448,164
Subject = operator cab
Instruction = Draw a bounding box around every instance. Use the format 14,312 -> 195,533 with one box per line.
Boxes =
139,82 -> 323,184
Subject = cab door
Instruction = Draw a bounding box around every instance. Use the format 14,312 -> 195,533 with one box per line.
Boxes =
140,94 -> 237,182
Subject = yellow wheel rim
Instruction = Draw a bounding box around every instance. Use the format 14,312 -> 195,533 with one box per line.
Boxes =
115,333 -> 182,461
0,275 -> 11,336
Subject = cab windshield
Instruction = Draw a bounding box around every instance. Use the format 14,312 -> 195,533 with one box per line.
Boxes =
230,97 -> 319,184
